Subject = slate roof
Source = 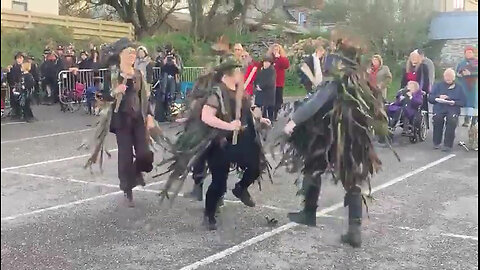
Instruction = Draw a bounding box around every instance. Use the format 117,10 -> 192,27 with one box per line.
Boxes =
429,11 -> 478,40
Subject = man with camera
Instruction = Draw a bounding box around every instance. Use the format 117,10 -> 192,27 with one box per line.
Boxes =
154,44 -> 183,122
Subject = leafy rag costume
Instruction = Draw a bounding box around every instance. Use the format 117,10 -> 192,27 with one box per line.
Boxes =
273,39 -> 395,247
156,51 -> 272,229
82,38 -> 167,205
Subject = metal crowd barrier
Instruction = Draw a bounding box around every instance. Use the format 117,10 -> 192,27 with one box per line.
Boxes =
55,67 -> 207,112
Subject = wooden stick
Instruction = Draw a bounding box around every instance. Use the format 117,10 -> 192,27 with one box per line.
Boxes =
232,77 -> 245,145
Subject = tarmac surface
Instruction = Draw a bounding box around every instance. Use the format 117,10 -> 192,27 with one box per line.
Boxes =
1,104 -> 478,270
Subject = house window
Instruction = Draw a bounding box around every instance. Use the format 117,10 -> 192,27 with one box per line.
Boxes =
453,0 -> 465,10
298,12 -> 306,26
12,0 -> 28,12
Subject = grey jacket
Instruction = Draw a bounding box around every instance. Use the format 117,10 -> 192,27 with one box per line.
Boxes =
368,65 -> 392,99
423,57 -> 435,88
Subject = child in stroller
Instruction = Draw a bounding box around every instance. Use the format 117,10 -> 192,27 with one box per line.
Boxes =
387,81 -> 424,135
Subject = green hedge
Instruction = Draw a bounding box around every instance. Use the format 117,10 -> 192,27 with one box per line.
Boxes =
1,26 -> 103,67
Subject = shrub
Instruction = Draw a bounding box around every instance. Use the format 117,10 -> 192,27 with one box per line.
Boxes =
141,33 -> 210,66
1,26 -> 109,67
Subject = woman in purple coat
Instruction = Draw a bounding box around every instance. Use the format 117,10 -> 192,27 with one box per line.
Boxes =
387,81 -> 424,129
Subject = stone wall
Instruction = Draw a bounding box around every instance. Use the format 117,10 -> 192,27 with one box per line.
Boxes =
440,38 -> 478,68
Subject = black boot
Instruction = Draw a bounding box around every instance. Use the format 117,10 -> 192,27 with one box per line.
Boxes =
203,211 -> 217,231
124,189 -> 135,208
341,186 -> 362,248
232,184 -> 255,207
185,183 -> 203,201
288,176 -> 321,226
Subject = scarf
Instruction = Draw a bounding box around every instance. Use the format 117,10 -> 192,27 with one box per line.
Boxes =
369,65 -> 379,87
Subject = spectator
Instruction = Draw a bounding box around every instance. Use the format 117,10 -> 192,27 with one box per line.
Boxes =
428,68 -> 466,152
155,44 -> 182,122
77,51 -> 90,70
85,77 -> 101,115
233,43 -> 244,62
267,43 -> 290,120
134,46 -> 154,84
26,55 -> 41,105
55,45 -> 66,71
401,51 -> 430,112
387,81 -> 423,133
367,54 -> 392,100
243,51 -> 259,97
40,48 -> 59,104
456,45 -> 478,127
416,49 -> 435,91
87,47 -> 101,70
300,43 -> 326,93
14,60 -> 36,122
254,55 -> 276,122
6,52 -> 25,118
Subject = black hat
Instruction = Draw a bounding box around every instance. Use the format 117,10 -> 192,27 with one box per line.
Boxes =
57,45 -> 64,51
214,53 -> 243,72
80,50 -> 89,56
100,38 -> 137,67
164,43 -> 173,52
44,48 -> 53,55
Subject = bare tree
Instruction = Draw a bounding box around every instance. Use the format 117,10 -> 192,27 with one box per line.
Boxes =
61,0 -> 188,39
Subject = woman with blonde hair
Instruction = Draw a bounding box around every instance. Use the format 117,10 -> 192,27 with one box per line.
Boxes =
401,51 -> 430,93
267,43 -> 290,120
367,54 -> 392,100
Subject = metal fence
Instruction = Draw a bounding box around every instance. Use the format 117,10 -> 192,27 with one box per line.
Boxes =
56,67 -> 207,110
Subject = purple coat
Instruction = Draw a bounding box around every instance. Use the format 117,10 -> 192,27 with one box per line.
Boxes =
388,89 -> 423,120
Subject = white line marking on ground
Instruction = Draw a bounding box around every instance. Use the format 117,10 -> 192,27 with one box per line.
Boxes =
1,149 -> 119,172
1,121 -> 27,126
179,154 -> 456,270
1,128 -> 93,144
441,232 -> 478,241
0,178 -> 167,222
2,171 -> 119,188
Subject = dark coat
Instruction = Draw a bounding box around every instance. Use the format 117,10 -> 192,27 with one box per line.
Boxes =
7,63 -> 22,87
254,66 -> 276,107
428,81 -> 466,116
40,59 -> 59,81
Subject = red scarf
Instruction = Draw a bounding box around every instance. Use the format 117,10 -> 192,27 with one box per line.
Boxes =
369,66 -> 379,86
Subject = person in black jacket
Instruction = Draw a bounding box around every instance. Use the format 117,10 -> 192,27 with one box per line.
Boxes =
6,52 -> 25,118
254,55 -> 276,122
40,49 -> 59,104
77,51 -> 91,70
13,60 -> 36,122
428,68 -> 467,152
27,55 -> 41,105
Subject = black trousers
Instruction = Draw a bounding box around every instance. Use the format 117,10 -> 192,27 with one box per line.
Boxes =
115,117 -> 152,192
262,106 -> 275,122
274,87 -> 284,119
21,95 -> 34,120
205,141 -> 260,217
433,111 -> 459,148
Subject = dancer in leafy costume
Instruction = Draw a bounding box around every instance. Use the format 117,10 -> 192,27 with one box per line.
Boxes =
83,38 -> 165,207
276,31 -> 393,247
158,44 -> 272,230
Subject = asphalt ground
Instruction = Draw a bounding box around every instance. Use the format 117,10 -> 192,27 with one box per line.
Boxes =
1,104 -> 478,270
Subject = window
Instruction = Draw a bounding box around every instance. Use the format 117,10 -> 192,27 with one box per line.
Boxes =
453,0 -> 465,10
298,12 -> 306,26
12,1 -> 28,12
